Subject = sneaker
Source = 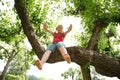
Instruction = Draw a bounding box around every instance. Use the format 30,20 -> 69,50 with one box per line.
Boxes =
63,54 -> 71,64
35,60 -> 42,70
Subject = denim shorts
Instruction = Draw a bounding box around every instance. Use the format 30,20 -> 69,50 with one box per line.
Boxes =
46,42 -> 65,52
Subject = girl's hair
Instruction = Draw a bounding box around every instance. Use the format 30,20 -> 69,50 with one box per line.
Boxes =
56,25 -> 63,30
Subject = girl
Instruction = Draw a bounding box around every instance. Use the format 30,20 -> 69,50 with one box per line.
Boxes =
35,22 -> 72,70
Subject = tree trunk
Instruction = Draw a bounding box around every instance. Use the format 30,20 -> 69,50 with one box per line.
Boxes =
0,61 -> 10,80
81,65 -> 91,80
80,21 -> 105,80
14,0 -> 120,79
0,49 -> 17,80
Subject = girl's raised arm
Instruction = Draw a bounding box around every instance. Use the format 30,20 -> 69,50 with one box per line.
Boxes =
64,24 -> 72,36
43,22 -> 54,35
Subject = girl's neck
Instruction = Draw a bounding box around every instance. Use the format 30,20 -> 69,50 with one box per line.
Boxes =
56,31 -> 63,33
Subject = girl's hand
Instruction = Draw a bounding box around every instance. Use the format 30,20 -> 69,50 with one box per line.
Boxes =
43,22 -> 47,30
43,22 -> 54,35
67,24 -> 72,32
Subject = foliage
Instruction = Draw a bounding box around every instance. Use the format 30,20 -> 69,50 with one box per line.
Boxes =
97,23 -> 120,57
73,31 -> 91,47
61,67 -> 82,80
0,2 -> 21,44
65,0 -> 120,26
5,74 -> 27,80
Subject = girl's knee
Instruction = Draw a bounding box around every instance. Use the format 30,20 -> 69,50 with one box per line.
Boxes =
56,42 -> 65,48
45,50 -> 52,54
58,46 -> 67,53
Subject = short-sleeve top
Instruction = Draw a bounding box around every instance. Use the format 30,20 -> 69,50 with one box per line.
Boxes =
52,32 -> 65,43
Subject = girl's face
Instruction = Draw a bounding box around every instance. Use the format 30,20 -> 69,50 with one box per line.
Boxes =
56,25 -> 63,33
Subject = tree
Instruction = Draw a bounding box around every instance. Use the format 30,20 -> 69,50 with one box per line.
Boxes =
14,0 -> 120,80
0,42 -> 18,80
0,40 -> 32,80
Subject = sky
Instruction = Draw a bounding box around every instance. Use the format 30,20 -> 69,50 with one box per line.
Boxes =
0,0 -> 120,80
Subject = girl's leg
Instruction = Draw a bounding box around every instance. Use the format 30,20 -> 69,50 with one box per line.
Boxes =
41,50 -> 52,65
58,46 -> 71,64
35,50 -> 52,70
35,43 -> 55,70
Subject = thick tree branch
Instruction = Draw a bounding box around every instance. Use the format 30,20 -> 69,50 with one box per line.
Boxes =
14,0 -> 120,79
48,47 -> 120,78
14,0 -> 45,58
87,21 -> 105,50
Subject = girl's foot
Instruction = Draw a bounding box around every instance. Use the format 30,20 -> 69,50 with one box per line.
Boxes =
35,60 -> 42,70
63,54 -> 71,64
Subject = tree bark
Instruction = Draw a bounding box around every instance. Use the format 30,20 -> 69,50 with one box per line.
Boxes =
81,66 -> 91,80
14,0 -> 120,79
